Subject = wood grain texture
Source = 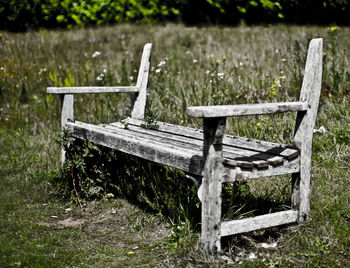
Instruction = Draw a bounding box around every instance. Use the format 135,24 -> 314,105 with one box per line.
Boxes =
66,121 -> 203,175
61,94 -> 74,164
201,117 -> 226,253
187,101 -> 308,118
220,210 -> 298,237
293,38 -> 323,222
131,43 -> 152,119
123,118 -> 299,161
47,86 -> 138,94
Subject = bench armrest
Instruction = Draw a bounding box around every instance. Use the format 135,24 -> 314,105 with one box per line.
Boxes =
187,101 -> 309,118
47,86 -> 139,94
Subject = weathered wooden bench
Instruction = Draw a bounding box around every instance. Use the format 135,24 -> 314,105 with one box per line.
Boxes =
47,38 -> 323,253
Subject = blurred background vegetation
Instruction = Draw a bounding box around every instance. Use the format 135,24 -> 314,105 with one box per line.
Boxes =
1,0 -> 350,31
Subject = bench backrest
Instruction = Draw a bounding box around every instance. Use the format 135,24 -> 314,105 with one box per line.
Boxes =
294,38 -> 323,149
132,43 -> 152,119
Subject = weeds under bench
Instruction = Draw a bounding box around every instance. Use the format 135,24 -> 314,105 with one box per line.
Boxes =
47,39 -> 323,254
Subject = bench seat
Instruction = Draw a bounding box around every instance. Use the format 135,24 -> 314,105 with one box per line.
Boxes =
67,117 -> 300,181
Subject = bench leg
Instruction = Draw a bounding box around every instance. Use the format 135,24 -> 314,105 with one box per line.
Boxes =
61,94 -> 74,164
201,147 -> 223,253
292,163 -> 311,223
201,117 -> 226,253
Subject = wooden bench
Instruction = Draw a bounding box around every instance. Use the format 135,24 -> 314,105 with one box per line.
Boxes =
47,39 -> 323,253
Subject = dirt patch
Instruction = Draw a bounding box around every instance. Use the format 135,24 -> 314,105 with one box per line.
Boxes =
37,217 -> 85,227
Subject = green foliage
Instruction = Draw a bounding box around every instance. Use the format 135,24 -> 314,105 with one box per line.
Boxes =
55,131 -> 201,225
1,0 -> 350,31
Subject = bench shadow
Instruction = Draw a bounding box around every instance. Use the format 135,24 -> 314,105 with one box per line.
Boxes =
55,139 -> 292,244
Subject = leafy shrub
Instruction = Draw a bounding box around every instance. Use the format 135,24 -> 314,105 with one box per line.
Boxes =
54,131 -> 201,225
1,0 -> 350,31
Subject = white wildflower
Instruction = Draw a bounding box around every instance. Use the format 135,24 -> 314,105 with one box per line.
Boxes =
282,58 -> 287,62
276,79 -> 281,87
239,62 -> 244,66
313,126 -> 326,134
248,253 -> 257,259
39,68 -> 47,74
261,242 -> 277,248
186,50 -> 190,54
103,68 -> 107,73
1,67 -> 5,71
92,51 -> 101,58
129,76 -> 134,81
193,59 -> 198,63
97,74 -> 104,81
157,61 -> 166,67
155,69 -> 161,73
217,72 -> 224,78
205,70 -> 210,75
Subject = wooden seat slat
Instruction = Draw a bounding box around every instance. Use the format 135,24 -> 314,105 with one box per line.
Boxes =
109,122 -> 286,169
123,118 -> 299,161
107,123 -> 267,169
67,121 -> 203,175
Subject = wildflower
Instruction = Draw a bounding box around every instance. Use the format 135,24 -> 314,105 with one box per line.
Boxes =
328,26 -> 338,31
222,56 -> 226,61
39,68 -> 47,74
281,58 -> 286,62
217,72 -> 224,78
205,70 -> 210,75
157,61 -> 166,67
129,76 -> 134,81
1,67 -> 4,71
239,62 -> 244,66
186,50 -> 190,54
323,52 -> 327,56
155,69 -> 161,73
0,33 -> 2,38
216,60 -> 219,64
92,51 -> 101,58
97,74 -> 104,81
313,126 -> 326,134
33,95 -> 38,100
193,59 -> 198,63
103,68 -> 107,73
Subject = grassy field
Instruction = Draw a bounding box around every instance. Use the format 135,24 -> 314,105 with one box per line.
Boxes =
0,23 -> 349,267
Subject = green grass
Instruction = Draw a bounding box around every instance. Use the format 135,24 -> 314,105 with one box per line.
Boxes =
0,23 -> 349,266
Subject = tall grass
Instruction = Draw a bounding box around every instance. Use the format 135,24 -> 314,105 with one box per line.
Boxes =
0,24 -> 349,266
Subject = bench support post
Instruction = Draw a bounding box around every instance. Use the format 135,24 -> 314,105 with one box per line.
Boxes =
201,117 -> 226,253
131,43 -> 152,120
61,94 -> 74,164
292,38 -> 322,222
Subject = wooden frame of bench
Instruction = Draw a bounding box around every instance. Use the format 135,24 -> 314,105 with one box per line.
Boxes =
47,39 -> 323,254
